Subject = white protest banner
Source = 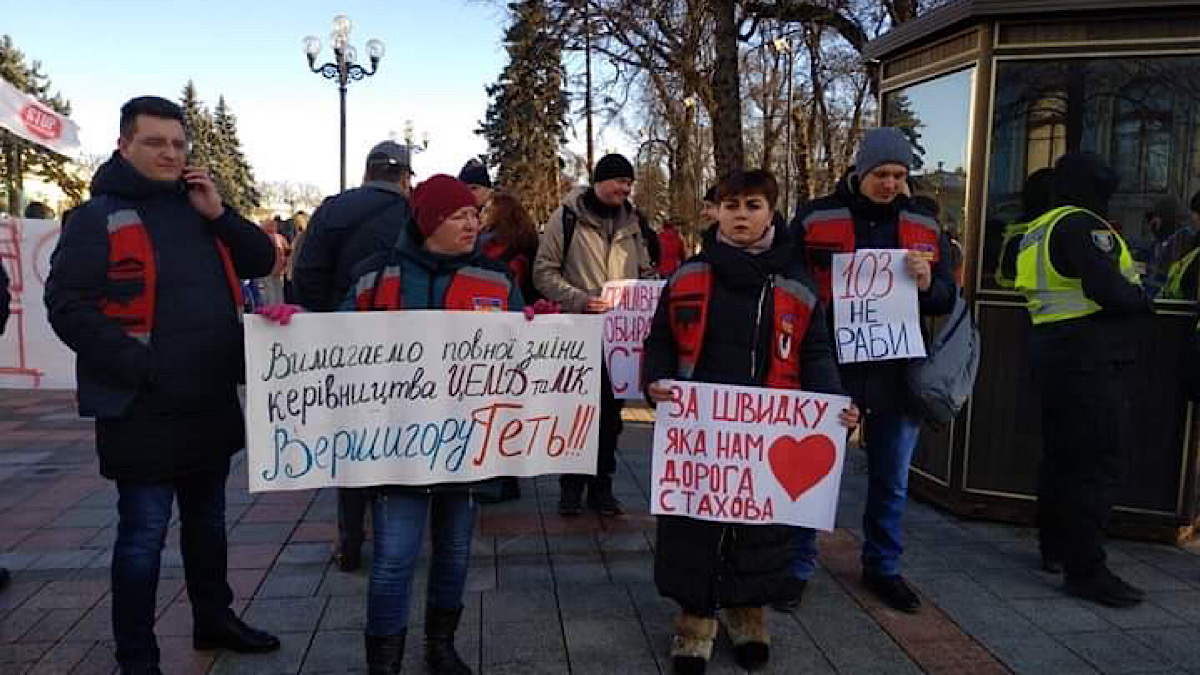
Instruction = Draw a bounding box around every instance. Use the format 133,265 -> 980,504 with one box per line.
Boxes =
244,311 -> 603,492
650,380 -> 851,531
1,217 -> 75,389
600,279 -> 665,400
0,78 -> 81,156
831,249 -> 926,364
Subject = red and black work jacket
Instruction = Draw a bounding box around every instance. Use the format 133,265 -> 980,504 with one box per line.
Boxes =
666,260 -> 817,390
352,261 -> 512,311
103,208 -> 243,343
798,205 -> 940,304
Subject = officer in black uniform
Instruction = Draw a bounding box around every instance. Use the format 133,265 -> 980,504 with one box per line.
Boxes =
1021,153 -> 1152,608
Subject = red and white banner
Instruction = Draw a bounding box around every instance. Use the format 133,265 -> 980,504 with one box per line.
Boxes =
0,77 -> 81,156
600,280 -> 665,400
0,217 -> 75,389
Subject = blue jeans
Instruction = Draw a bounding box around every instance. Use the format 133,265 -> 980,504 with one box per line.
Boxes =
861,412 -> 921,576
367,490 -> 477,636
112,460 -> 234,667
790,528 -> 820,580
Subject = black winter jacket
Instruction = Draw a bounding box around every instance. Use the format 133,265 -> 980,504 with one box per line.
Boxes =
1033,152 -> 1152,370
45,153 -> 276,480
642,225 -> 845,613
292,181 -> 411,311
790,174 -> 956,414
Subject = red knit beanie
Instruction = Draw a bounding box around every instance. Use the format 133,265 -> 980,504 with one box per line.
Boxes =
413,174 -> 477,238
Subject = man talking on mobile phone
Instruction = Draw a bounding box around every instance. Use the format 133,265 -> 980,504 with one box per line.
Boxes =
45,96 -> 281,675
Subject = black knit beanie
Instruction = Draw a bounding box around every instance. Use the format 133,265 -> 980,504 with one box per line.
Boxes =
593,153 -> 635,184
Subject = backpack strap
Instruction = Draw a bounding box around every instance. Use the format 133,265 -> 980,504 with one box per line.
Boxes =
561,205 -> 577,263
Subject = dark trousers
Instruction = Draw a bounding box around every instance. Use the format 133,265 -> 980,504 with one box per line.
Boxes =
338,488 -> 375,551
1035,363 -> 1132,580
561,365 -> 622,492
112,459 -> 234,667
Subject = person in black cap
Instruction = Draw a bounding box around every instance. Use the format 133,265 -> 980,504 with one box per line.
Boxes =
291,139 -> 416,572
458,158 -> 493,208
534,152 -> 657,517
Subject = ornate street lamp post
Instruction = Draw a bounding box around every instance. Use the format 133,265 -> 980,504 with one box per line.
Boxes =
303,15 -> 385,192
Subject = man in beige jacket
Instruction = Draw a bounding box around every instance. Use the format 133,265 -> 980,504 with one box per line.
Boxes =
534,153 -> 657,516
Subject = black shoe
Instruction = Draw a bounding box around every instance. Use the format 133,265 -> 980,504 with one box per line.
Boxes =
0,567 -> 10,592
120,666 -> 163,675
559,484 -> 585,517
770,580 -> 807,613
426,606 -> 472,674
1041,554 -> 1064,574
586,475 -> 625,516
336,543 -> 363,573
862,573 -> 921,613
1065,569 -> 1145,608
731,641 -> 770,671
365,631 -> 406,675
672,656 -> 708,675
193,614 -> 282,653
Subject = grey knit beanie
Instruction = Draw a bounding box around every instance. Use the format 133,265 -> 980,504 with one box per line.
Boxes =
854,127 -> 913,179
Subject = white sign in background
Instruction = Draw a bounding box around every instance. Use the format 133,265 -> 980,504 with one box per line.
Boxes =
650,380 -> 851,531
831,249 -> 926,364
0,77 -> 81,156
600,280 -> 665,400
0,217 -> 75,390
244,311 -> 603,492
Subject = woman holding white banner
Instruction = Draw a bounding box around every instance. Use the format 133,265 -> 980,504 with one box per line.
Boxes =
790,128 -> 957,614
261,174 -> 528,675
643,170 -> 859,675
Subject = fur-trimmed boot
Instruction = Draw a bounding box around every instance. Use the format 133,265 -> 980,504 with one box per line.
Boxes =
722,606 -> 770,671
425,606 -> 472,674
670,613 -> 718,675
364,631 -> 406,675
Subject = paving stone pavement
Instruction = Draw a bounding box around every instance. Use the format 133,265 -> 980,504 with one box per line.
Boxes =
2,389 -> 1200,674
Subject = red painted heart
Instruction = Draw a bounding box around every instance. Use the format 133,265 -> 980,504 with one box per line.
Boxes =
768,434 -> 836,501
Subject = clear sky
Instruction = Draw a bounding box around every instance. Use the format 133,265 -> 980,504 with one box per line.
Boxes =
3,0 -> 611,200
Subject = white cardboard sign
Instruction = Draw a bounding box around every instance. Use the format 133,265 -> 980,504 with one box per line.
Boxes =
650,380 -> 851,531
600,280 -> 665,400
244,311 -> 603,492
831,249 -> 926,364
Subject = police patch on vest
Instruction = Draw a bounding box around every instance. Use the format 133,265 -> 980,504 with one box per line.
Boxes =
778,314 -> 795,360
1091,230 -> 1115,253
473,296 -> 503,312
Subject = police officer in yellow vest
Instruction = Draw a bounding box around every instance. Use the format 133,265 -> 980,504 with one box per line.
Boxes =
1015,152 -> 1152,608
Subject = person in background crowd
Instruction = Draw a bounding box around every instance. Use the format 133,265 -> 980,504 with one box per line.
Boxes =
701,185 -> 718,226
253,217 -> 290,306
643,169 -> 858,675
790,127 -> 956,614
23,201 -> 54,219
44,95 -> 280,675
458,158 -> 493,207
0,260 -> 8,592
1153,192 -> 1200,300
263,174 -> 524,675
657,220 -> 685,276
291,139 -> 414,572
284,211 -> 310,303
1015,152 -> 1153,608
534,153 -> 657,517
476,189 -> 542,503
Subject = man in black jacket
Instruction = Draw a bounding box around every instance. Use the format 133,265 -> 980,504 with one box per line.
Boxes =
45,96 -> 280,674
1016,152 -> 1152,608
291,140 -> 414,572
0,260 -> 8,593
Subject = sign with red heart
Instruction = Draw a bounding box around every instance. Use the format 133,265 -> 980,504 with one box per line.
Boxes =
651,380 -> 850,530
768,434 -> 836,501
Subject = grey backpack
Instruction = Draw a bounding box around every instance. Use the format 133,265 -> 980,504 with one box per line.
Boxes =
905,293 -> 980,426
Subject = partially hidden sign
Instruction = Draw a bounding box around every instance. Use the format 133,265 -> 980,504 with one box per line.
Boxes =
600,279 -> 665,400
244,311 -> 603,492
831,249 -> 926,364
650,380 -> 851,531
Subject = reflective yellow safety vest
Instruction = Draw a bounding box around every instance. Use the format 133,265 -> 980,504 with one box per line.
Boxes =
994,220 -> 1033,289
1161,247 -> 1200,300
1015,206 -> 1140,325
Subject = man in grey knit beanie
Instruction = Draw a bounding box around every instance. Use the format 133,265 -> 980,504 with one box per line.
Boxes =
854,127 -> 914,180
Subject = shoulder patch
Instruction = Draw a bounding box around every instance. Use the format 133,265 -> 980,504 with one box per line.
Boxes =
1091,229 -> 1115,253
